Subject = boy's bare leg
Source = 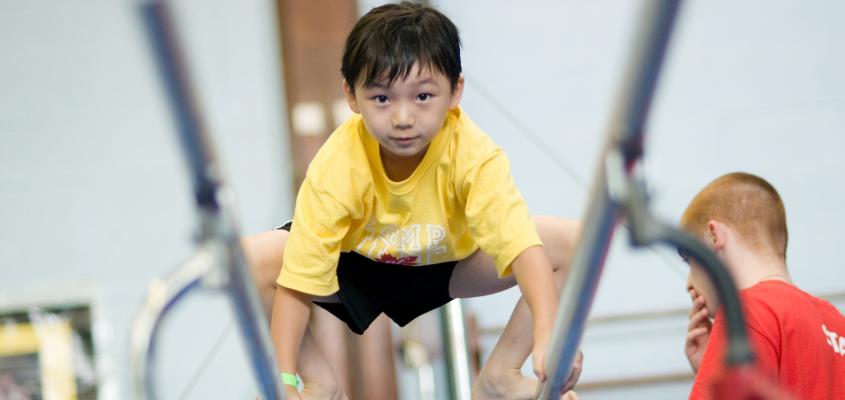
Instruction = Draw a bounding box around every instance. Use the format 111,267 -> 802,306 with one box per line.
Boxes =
242,230 -> 290,317
242,230 -> 347,399
449,216 -> 582,400
356,314 -> 399,400
311,306 -> 352,393
298,326 -> 348,399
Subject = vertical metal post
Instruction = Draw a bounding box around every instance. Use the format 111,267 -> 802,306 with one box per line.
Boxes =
537,1 -> 682,398
440,300 -> 473,400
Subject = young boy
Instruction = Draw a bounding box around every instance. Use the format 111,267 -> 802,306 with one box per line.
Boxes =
680,172 -> 845,399
243,2 -> 582,399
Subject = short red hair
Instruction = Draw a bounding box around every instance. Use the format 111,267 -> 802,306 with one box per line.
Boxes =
681,172 -> 788,260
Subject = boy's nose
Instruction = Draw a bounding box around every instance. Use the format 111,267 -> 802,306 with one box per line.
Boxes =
392,104 -> 414,129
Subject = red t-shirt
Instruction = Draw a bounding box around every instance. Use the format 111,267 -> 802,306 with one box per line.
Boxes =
690,280 -> 845,400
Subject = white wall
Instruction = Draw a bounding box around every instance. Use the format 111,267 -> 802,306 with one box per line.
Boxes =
0,0 -> 291,398
436,0 -> 845,398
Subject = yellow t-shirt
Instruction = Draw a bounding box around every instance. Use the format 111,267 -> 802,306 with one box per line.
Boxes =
278,107 -> 541,296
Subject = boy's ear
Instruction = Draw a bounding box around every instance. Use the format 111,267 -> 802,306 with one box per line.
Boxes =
706,220 -> 728,252
342,79 -> 360,114
449,74 -> 465,109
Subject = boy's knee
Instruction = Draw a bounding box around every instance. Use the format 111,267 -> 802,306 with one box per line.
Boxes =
242,230 -> 288,287
531,215 -> 580,270
532,215 -> 579,238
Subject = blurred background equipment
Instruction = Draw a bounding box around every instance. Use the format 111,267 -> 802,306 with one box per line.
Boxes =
0,288 -> 109,400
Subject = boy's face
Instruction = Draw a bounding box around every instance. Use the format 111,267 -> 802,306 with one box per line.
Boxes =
343,63 -> 464,163
688,263 -> 718,318
681,222 -> 723,318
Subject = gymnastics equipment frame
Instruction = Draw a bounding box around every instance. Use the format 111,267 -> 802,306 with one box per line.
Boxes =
129,2 -> 285,399
537,0 -> 757,398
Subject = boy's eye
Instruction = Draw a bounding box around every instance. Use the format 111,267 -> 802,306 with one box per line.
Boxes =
373,95 -> 389,103
417,93 -> 431,101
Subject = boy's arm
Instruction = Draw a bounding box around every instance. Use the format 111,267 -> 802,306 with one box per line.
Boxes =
510,245 -> 558,380
270,285 -> 313,395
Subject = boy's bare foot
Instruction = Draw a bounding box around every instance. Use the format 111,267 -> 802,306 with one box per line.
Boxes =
472,367 -> 580,400
473,350 -> 583,399
472,367 -> 537,400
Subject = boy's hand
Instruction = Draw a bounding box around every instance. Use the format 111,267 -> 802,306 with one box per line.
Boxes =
532,337 -> 583,391
285,385 -> 303,400
685,288 -> 712,372
531,335 -> 550,381
563,350 -> 583,392
256,386 -> 301,400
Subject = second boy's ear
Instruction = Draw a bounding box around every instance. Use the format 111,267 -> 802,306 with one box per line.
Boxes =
342,80 -> 360,114
706,220 -> 728,253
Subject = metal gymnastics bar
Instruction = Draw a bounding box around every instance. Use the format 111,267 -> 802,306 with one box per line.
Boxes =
129,2 -> 285,400
537,0 -> 756,398
440,300 -> 473,400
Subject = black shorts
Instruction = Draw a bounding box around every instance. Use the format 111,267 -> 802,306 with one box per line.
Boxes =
276,221 -> 457,335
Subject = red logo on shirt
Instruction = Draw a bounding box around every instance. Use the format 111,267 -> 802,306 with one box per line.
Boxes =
376,253 -> 419,266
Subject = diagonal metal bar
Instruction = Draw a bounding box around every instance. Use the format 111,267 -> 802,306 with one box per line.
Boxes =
131,2 -> 285,399
537,1 -> 684,398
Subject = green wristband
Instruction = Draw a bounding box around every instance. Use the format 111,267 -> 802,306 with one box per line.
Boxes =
280,372 -> 301,392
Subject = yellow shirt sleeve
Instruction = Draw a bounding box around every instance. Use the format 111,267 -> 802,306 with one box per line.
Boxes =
277,177 -> 351,296
461,150 -> 542,277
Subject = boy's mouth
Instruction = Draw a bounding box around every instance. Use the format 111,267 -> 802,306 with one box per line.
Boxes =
390,136 -> 419,145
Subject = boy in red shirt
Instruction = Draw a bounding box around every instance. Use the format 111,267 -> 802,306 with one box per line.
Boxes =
682,172 -> 845,399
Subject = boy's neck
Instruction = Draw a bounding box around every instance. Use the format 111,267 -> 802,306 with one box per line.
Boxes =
380,145 -> 429,181
726,246 -> 791,289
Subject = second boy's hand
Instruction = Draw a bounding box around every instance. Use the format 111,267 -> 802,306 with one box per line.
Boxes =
685,287 -> 712,373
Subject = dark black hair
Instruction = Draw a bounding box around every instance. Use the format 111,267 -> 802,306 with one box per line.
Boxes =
341,2 -> 462,93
